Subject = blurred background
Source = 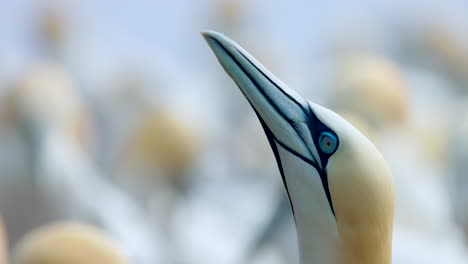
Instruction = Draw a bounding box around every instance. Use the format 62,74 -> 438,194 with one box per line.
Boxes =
1,0 -> 468,263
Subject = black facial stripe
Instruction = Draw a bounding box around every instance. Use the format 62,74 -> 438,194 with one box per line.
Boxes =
275,134 -> 335,217
304,105 -> 338,216
305,105 -> 340,167
226,59 -> 300,220
274,137 -> 320,170
230,74 -> 298,221
212,37 -> 336,217
255,111 -> 296,221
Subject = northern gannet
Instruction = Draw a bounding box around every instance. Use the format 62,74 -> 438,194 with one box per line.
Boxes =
203,31 -> 395,264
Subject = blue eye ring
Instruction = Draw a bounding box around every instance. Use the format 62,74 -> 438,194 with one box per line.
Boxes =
318,131 -> 338,155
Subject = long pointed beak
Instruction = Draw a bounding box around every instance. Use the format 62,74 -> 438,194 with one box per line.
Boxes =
202,30 -> 318,163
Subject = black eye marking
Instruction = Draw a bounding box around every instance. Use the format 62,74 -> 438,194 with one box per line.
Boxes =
304,105 -> 340,217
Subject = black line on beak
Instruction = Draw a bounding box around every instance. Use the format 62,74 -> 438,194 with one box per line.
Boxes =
236,52 -> 307,110
255,110 -> 296,221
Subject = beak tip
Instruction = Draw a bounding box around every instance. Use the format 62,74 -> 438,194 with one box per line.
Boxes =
200,30 -> 218,46
201,30 -> 218,51
200,30 -> 211,37
200,30 -> 221,40
201,30 -> 232,50
201,30 -> 231,60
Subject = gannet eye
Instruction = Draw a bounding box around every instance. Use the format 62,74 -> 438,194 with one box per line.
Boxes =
318,131 -> 338,155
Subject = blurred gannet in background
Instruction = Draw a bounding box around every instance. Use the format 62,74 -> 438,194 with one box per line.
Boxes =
203,30 -> 394,264
330,54 -> 407,129
117,110 -> 200,194
0,63 -> 167,264
89,69 -> 204,263
330,53 -> 450,163
115,108 -> 201,230
13,222 -> 129,264
98,70 -> 201,220
0,63 -> 91,244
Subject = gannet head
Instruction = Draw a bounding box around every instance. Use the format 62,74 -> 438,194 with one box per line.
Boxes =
203,31 -> 394,264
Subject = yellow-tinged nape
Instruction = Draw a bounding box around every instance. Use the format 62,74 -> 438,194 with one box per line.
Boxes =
13,222 -> 130,264
317,105 -> 394,264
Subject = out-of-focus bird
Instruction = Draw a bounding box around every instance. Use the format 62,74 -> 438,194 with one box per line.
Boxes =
0,63 -> 91,244
100,72 -> 201,231
330,53 -> 408,129
0,63 -> 167,264
114,109 -> 201,241
204,30 -> 395,264
115,110 -> 200,196
13,222 -> 129,264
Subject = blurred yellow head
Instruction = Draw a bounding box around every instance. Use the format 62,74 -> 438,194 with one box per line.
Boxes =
13,222 -> 130,264
123,110 -> 200,178
332,54 -> 407,128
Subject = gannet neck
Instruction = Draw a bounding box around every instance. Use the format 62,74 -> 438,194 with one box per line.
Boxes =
276,143 -> 340,264
325,106 -> 394,264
